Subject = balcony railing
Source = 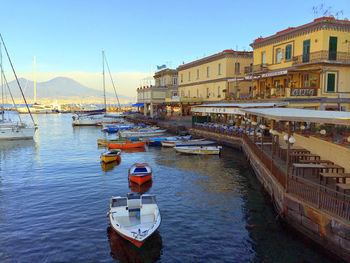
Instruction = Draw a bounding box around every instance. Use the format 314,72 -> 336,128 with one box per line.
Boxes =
293,50 -> 350,65
244,64 -> 269,74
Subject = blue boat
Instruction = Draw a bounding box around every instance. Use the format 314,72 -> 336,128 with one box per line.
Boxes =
147,135 -> 191,146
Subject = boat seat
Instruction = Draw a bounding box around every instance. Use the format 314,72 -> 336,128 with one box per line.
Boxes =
128,208 -> 140,213
116,216 -> 132,227
141,214 -> 154,224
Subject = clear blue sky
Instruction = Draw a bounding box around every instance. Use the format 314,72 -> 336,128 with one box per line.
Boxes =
1,0 -> 349,74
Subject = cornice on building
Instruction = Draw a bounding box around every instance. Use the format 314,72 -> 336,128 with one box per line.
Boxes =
251,17 -> 350,49
153,68 -> 178,78
177,50 -> 253,71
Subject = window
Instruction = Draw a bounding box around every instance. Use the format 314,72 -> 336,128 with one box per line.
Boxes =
188,71 -> 191,81
181,90 -> 184,97
172,77 -> 177,85
329,36 -> 337,60
276,48 -> 283,63
196,69 -> 199,79
261,52 -> 266,66
218,86 -> 221,97
218,63 -> 222,75
206,88 -> 209,97
234,62 -> 240,74
327,73 -> 335,92
303,39 -> 310,63
206,66 -> 210,77
303,74 -> 309,87
285,45 -> 292,61
181,74 -> 183,83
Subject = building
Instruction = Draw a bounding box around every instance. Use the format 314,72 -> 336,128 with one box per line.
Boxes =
136,68 -> 178,117
177,50 -> 253,115
246,16 -> 350,111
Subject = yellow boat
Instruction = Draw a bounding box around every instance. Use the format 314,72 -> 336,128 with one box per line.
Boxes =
100,149 -> 122,163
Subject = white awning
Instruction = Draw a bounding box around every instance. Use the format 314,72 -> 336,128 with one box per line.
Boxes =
242,108 -> 350,125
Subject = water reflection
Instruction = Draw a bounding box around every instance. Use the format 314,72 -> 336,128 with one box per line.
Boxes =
0,140 -> 36,160
100,160 -> 121,172
129,180 -> 152,194
122,148 -> 146,153
107,227 -> 162,263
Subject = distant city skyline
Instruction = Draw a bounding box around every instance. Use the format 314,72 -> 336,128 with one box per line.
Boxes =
1,0 -> 349,100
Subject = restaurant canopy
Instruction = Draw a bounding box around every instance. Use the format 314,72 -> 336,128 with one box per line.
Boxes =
242,108 -> 350,126
191,102 -> 288,114
132,103 -> 146,107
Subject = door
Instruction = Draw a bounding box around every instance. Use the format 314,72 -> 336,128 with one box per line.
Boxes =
329,36 -> 337,60
302,40 -> 310,63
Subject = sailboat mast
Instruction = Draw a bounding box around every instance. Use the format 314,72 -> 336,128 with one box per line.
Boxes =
102,50 -> 106,111
0,43 -> 4,121
34,56 -> 36,103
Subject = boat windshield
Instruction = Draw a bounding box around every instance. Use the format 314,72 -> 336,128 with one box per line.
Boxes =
142,195 -> 156,204
111,198 -> 127,207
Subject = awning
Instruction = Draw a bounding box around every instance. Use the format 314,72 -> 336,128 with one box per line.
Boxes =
132,103 -> 146,107
242,108 -> 350,126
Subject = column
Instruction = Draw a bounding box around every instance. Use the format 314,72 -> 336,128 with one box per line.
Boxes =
150,102 -> 154,118
143,103 -> 147,116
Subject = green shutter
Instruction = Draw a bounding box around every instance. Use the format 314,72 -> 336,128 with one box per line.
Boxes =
327,73 -> 335,92
285,45 -> 292,60
329,37 -> 337,60
303,40 -> 310,62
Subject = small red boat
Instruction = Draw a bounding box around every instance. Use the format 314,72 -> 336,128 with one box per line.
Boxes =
129,163 -> 152,185
108,141 -> 146,150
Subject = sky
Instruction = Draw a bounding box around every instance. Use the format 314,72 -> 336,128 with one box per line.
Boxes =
0,0 -> 349,100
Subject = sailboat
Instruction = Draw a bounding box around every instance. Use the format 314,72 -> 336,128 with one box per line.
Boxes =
72,51 -> 123,126
0,35 -> 36,140
17,57 -> 59,114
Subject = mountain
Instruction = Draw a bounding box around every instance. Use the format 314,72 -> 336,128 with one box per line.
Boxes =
5,77 -> 132,103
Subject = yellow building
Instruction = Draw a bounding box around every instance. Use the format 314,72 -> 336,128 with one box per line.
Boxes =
247,16 -> 350,111
177,50 -> 253,115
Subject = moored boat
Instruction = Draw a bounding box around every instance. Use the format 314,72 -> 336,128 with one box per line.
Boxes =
174,146 -> 222,155
161,139 -> 215,148
129,163 -> 152,185
101,149 -> 122,163
147,135 -> 192,146
108,194 -> 161,247
119,128 -> 166,138
108,141 -> 146,150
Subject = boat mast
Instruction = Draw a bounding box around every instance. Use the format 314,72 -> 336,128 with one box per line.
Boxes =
102,50 -> 106,111
0,43 -> 4,121
0,33 -> 35,126
33,56 -> 36,103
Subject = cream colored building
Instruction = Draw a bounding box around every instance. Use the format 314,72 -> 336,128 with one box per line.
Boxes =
177,49 -> 253,115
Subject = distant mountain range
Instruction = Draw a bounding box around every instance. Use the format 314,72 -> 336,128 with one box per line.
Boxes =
5,77 -> 132,103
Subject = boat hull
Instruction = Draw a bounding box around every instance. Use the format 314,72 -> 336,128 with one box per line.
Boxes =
101,154 -> 121,163
129,173 -> 152,185
108,141 -> 146,149
174,146 -> 221,155
0,127 -> 35,140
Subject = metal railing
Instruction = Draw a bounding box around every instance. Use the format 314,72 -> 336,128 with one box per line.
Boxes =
244,64 -> 269,74
293,50 -> 350,65
192,125 -> 350,221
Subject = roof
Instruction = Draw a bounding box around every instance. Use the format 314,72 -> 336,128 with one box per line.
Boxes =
177,49 -> 252,71
193,102 -> 288,108
242,108 -> 350,126
251,16 -> 350,48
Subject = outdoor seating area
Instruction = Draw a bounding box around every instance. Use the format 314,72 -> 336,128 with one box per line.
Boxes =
191,106 -> 350,221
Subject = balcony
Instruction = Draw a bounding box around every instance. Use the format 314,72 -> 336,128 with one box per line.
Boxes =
293,51 -> 350,65
165,96 -> 180,103
244,64 -> 269,74
180,97 -> 203,103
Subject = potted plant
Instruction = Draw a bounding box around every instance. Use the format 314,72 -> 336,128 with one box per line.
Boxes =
271,93 -> 277,98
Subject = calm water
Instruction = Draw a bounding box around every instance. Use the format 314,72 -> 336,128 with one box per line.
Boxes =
0,113 -> 341,263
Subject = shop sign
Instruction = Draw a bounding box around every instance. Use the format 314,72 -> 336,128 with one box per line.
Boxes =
291,88 -> 317,96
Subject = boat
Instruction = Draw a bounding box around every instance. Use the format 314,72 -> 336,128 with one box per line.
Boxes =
108,194 -> 161,247
161,139 -> 215,148
103,124 -> 134,133
174,146 -> 222,155
0,36 -> 36,140
128,163 -> 152,185
119,128 -> 166,138
101,149 -> 121,163
108,141 -> 146,150
97,138 -> 139,147
147,135 -> 191,146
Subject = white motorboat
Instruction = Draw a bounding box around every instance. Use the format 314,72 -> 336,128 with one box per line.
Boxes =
108,194 -> 161,247
174,146 -> 222,155
161,139 -> 215,148
119,128 -> 166,138
17,103 -> 58,114
72,114 -> 119,126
